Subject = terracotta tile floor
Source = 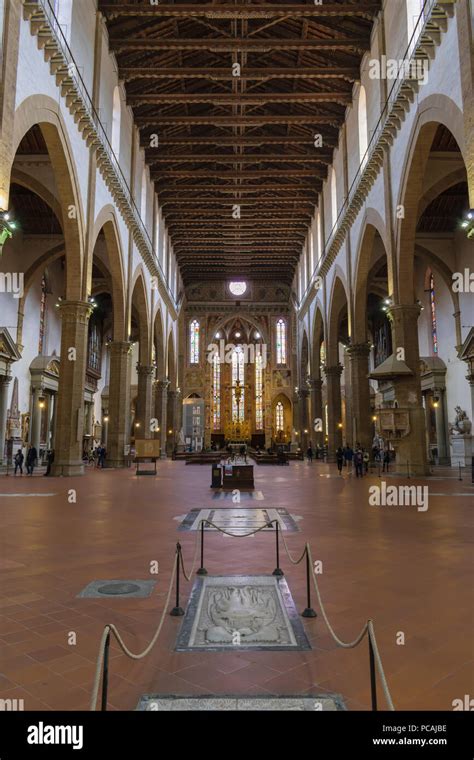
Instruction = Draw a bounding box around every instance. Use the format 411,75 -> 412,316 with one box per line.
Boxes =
0,460 -> 472,711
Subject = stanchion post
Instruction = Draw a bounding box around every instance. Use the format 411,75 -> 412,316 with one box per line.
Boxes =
170,543 -> 185,617
272,520 -> 284,577
101,630 -> 111,712
369,631 -> 378,712
302,546 -> 317,618
458,463 -> 462,481
197,520 -> 208,575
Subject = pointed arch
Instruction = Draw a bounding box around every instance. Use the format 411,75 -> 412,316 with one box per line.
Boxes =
11,96 -> 85,299
327,274 -> 349,366
130,267 -> 150,364
91,206 -> 126,342
311,305 -> 325,377
153,306 -> 165,378
353,211 -> 391,344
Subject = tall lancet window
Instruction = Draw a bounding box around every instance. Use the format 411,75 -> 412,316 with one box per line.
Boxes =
429,272 -> 438,354
276,319 -> 287,365
212,354 -> 221,431
255,352 -> 263,430
38,275 -> 47,355
275,401 -> 284,432
232,345 -> 245,422
190,319 -> 200,364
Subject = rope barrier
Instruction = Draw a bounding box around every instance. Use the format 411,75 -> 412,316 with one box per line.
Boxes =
89,516 -> 395,712
89,553 -> 177,711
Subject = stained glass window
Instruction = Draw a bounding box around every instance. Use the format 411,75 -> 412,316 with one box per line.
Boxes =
38,275 -> 47,355
276,319 -> 287,365
275,401 -> 284,432
212,354 -> 221,431
255,352 -> 263,430
88,320 -> 101,373
429,272 -> 438,354
232,345 -> 245,422
320,341 -> 326,367
190,319 -> 200,364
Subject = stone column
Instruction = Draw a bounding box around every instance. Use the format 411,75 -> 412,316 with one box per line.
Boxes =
299,388 -> 310,449
48,392 -> 57,450
309,378 -> 324,446
107,341 -> 132,468
0,375 -> 11,466
135,364 -> 154,439
325,364 -> 343,460
167,389 -> 177,453
155,379 -> 170,458
423,392 -> 432,462
31,387 -> 43,454
347,342 -> 372,450
434,389 -> 450,465
387,304 -> 428,475
52,301 -> 93,476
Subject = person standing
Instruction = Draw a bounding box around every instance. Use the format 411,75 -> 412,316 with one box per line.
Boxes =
383,448 -> 390,473
307,442 -> 313,463
98,445 -> 106,468
44,449 -> 54,476
354,448 -> 364,478
14,449 -> 24,475
26,444 -> 37,476
336,446 -> 344,475
344,445 -> 354,472
363,449 -> 370,474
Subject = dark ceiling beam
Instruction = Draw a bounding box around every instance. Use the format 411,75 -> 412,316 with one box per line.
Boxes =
120,66 -> 360,82
143,136 -> 337,147
136,115 -> 340,127
154,169 -> 320,178
109,37 -> 370,53
128,92 -> 352,106
156,184 -> 320,192
149,155 -> 331,165
100,3 -> 380,20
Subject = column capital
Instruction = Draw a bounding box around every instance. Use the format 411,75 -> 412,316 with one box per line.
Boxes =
137,363 -> 155,377
346,341 -> 371,358
57,299 -> 94,324
309,377 -> 323,390
109,340 -> 133,356
298,387 -> 310,399
156,378 -> 171,391
386,303 -> 422,323
0,374 -> 12,387
324,364 -> 343,378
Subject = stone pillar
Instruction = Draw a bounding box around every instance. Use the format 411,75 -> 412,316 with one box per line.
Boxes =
155,379 -> 170,458
299,388 -> 310,449
325,364 -> 343,460
135,364 -> 154,439
347,342 -> 372,450
31,387 -> 43,454
434,389 -> 450,465
0,375 -> 11,466
309,378 -> 324,446
107,341 -> 132,468
423,392 -> 432,462
387,304 -> 428,475
167,389 -> 177,453
48,392 -> 57,450
52,301 -> 93,476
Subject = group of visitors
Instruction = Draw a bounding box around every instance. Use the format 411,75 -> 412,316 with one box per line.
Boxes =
306,442 -> 326,461
335,443 -> 391,476
14,444 -> 38,476
83,445 -> 107,468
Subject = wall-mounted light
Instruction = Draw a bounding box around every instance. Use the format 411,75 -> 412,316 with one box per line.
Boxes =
215,332 -> 221,339
103,415 -> 109,423
38,397 -> 45,409
135,422 -> 140,428
461,209 -> 474,238
255,331 -> 261,339
337,422 -> 343,429
372,415 -> 377,422
168,429 -> 173,434
304,429 -> 308,434
235,331 -> 241,338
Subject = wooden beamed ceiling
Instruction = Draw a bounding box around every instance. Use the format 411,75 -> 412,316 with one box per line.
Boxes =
100,0 -> 380,284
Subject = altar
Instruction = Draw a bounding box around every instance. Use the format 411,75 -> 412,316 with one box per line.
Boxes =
222,462 -> 254,489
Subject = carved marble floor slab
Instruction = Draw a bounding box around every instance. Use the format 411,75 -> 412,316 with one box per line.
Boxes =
137,695 -> 346,711
176,575 -> 311,652
178,507 -> 300,534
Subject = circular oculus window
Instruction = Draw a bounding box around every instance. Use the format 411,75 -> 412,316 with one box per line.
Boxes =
229,281 -> 247,296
